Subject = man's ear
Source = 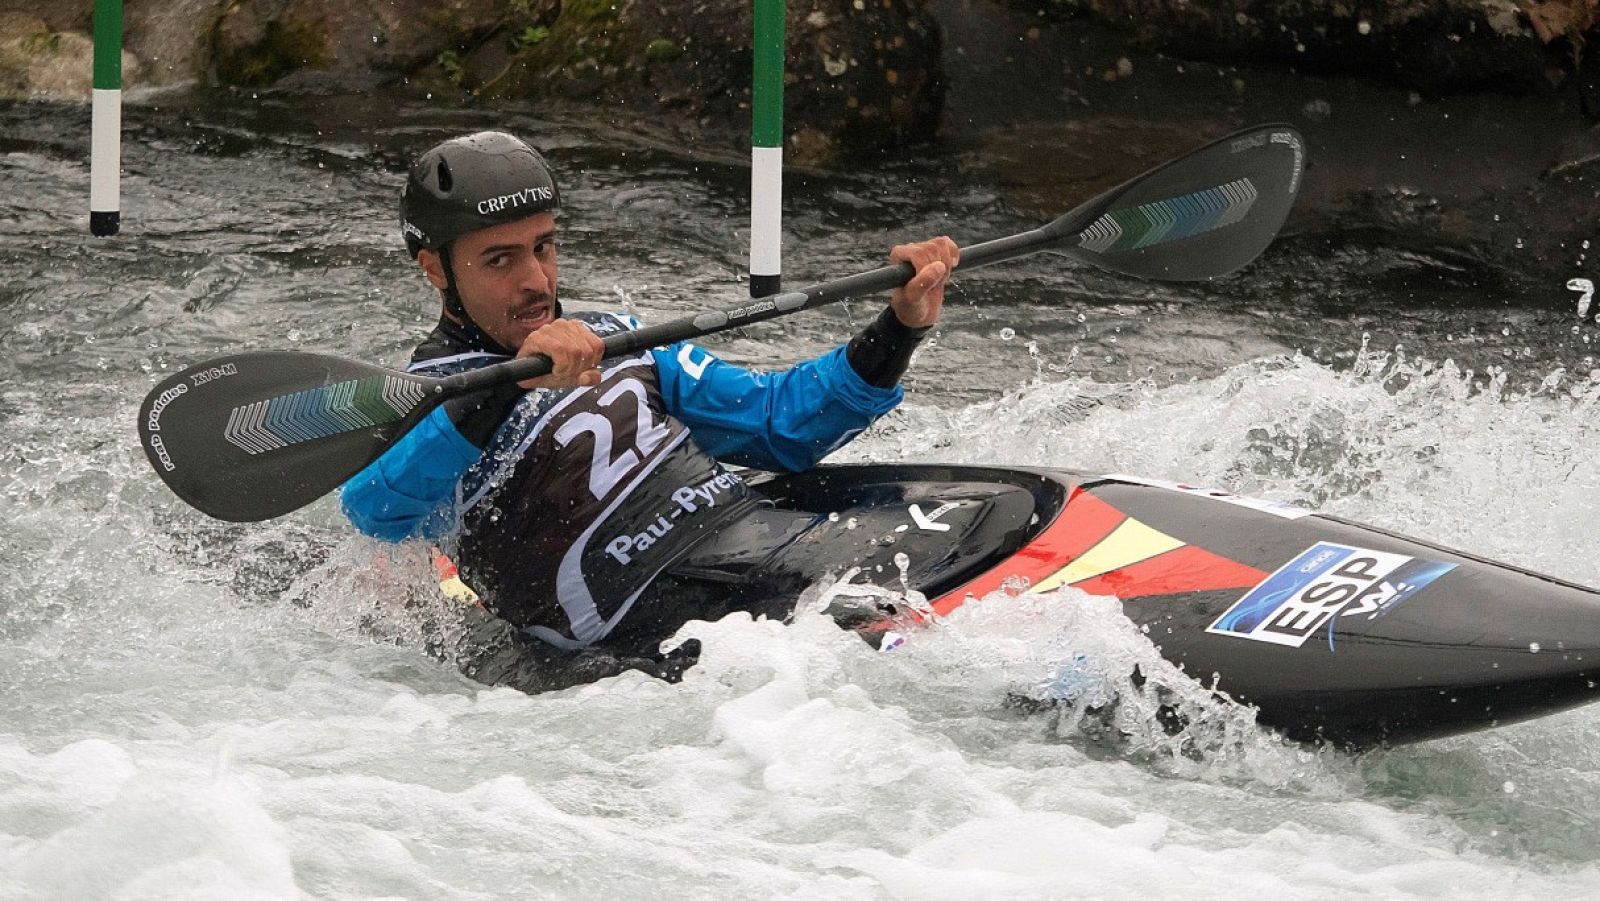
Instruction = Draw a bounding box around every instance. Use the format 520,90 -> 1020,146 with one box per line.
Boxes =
417,249 -> 449,291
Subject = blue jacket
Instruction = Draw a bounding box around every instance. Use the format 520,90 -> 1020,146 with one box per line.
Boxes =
340,319 -> 903,543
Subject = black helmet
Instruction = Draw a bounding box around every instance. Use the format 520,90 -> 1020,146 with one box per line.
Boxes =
400,131 -> 561,258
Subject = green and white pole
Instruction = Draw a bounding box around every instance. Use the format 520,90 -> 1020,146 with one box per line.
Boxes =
90,0 -> 122,236
749,0 -> 784,297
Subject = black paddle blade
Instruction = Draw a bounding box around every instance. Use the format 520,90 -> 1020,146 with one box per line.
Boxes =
137,352 -> 443,522
1048,124 -> 1305,281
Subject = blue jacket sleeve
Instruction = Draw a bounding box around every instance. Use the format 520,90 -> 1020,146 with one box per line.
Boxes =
339,405 -> 482,542
651,340 -> 903,472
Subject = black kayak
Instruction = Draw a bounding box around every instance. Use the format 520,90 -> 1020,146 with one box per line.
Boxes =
624,463 -> 1600,749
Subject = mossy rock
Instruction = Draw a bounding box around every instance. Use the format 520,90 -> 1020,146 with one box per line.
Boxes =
0,16 -> 121,100
475,0 -> 942,163
483,0 -> 653,97
214,16 -> 329,87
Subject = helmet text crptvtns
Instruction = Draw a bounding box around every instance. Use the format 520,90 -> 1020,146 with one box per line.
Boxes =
477,185 -> 556,216
399,131 -> 561,258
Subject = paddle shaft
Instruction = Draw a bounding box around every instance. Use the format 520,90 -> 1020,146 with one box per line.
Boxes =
136,123 -> 1303,522
448,225 -> 1064,395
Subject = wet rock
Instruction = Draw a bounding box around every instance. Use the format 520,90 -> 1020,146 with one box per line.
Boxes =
0,12 -> 142,101
209,0 -> 503,88
1004,0 -> 1558,93
195,0 -> 944,160
481,0 -> 944,165
783,0 -> 944,161
0,2 -> 90,33
0,0 -> 223,90
211,4 -> 323,86
127,0 -> 223,86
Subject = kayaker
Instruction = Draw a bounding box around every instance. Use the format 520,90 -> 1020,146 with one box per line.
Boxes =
341,131 -> 956,686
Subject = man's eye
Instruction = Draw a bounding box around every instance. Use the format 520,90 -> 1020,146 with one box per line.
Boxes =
488,254 -> 511,268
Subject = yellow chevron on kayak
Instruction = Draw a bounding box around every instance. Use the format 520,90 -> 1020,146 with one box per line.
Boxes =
1034,517 -> 1184,592
439,575 -> 481,605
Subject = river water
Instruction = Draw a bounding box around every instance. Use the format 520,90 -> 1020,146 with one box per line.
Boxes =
3,90 -> 1600,899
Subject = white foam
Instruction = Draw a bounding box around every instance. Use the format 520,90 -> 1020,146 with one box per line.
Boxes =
6,352 -> 1600,897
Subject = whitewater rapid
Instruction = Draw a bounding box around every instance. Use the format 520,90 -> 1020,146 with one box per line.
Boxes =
7,353 -> 1600,898
5,92 -> 1600,899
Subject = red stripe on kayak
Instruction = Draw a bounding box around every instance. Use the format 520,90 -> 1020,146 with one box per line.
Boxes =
924,487 -> 1266,620
1043,489 -> 1130,560
925,486 -> 1125,617
1071,544 -> 1266,598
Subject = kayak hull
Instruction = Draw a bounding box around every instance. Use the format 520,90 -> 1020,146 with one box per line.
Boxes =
743,464 -> 1600,748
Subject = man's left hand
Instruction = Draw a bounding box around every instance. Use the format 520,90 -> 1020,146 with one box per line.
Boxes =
889,236 -> 959,329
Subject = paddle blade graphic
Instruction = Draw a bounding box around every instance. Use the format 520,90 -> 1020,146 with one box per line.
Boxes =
137,352 -> 441,521
1054,125 -> 1304,281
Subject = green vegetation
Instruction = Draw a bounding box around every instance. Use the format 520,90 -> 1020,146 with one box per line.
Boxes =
437,48 -> 464,84
561,0 -> 619,23
19,32 -> 63,56
515,26 -> 550,49
645,37 -> 682,62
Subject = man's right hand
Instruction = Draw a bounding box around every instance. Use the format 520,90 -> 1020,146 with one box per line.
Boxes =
516,319 -> 605,389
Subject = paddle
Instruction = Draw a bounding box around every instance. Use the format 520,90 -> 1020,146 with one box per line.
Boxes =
138,123 -> 1305,522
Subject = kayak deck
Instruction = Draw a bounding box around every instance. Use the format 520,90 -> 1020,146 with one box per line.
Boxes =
742,464 -> 1600,748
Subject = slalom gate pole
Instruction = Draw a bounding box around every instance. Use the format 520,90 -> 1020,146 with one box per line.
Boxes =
749,0 -> 784,297
90,0 -> 122,237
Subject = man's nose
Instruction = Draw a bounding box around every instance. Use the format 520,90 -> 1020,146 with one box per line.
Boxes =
518,256 -> 551,293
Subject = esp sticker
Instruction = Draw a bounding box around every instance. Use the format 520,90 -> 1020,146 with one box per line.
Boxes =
1207,542 -> 1456,648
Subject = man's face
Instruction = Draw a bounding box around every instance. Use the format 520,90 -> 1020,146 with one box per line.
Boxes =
419,212 -> 558,350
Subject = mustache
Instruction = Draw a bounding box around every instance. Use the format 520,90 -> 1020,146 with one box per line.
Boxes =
510,294 -> 555,312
